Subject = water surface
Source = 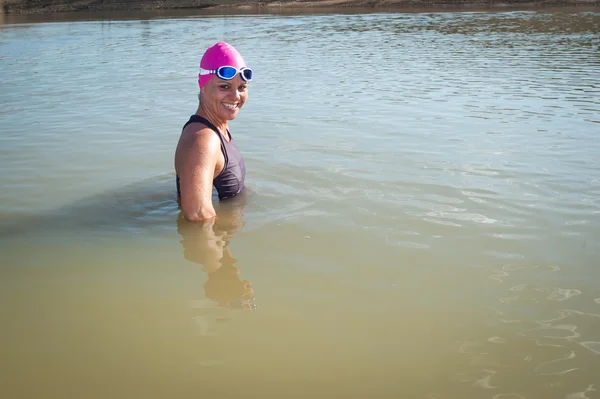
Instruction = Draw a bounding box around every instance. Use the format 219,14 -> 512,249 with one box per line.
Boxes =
1,9 -> 600,399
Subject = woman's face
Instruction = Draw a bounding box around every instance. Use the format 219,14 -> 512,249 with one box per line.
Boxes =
201,74 -> 248,122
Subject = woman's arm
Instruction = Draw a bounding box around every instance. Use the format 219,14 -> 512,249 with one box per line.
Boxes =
178,128 -> 222,222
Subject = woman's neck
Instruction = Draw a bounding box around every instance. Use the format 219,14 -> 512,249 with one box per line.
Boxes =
196,106 -> 228,134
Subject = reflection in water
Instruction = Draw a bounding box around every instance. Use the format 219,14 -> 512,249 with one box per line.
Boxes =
177,193 -> 256,311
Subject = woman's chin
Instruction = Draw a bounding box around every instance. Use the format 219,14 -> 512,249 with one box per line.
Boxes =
221,109 -> 240,120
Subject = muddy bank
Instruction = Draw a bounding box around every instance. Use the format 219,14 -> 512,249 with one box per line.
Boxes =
2,0 -> 598,15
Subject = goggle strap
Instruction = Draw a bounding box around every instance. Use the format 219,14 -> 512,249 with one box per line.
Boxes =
199,67 -> 216,76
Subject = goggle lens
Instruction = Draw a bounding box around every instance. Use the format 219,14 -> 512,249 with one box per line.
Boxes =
240,68 -> 253,81
217,66 -> 238,79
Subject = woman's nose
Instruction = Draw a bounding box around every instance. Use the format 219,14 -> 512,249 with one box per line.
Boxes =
228,87 -> 241,100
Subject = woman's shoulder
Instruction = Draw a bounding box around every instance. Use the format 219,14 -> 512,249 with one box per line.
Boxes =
181,123 -> 220,149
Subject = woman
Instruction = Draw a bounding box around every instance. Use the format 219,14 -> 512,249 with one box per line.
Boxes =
175,41 -> 252,222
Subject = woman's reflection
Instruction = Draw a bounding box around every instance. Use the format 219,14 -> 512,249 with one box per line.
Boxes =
177,195 -> 255,311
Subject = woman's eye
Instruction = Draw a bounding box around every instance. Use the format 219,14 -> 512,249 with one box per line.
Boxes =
239,85 -> 247,92
220,85 -> 230,90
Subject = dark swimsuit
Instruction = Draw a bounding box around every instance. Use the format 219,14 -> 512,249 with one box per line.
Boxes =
177,115 -> 246,201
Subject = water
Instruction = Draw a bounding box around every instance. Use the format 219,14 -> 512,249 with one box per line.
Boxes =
1,8 -> 600,398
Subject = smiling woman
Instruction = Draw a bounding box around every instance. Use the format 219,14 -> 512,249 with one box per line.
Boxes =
174,41 -> 251,222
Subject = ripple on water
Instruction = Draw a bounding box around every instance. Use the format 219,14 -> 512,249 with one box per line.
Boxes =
580,341 -> 600,355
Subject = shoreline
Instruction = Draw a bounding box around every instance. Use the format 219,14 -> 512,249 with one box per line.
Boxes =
2,0 -> 599,16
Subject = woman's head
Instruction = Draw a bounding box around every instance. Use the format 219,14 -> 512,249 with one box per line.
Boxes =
198,41 -> 250,88
197,42 -> 252,122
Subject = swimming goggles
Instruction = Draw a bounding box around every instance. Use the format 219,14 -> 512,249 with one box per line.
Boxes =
200,66 -> 253,82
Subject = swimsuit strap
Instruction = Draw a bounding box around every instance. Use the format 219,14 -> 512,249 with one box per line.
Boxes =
184,115 -> 231,141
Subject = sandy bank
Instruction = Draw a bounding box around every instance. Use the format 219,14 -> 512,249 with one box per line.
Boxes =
2,0 -> 598,15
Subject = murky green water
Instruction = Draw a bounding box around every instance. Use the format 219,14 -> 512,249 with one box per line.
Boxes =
1,9 -> 599,399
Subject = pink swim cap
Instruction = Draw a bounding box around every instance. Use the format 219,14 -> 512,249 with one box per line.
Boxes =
198,41 -> 247,89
